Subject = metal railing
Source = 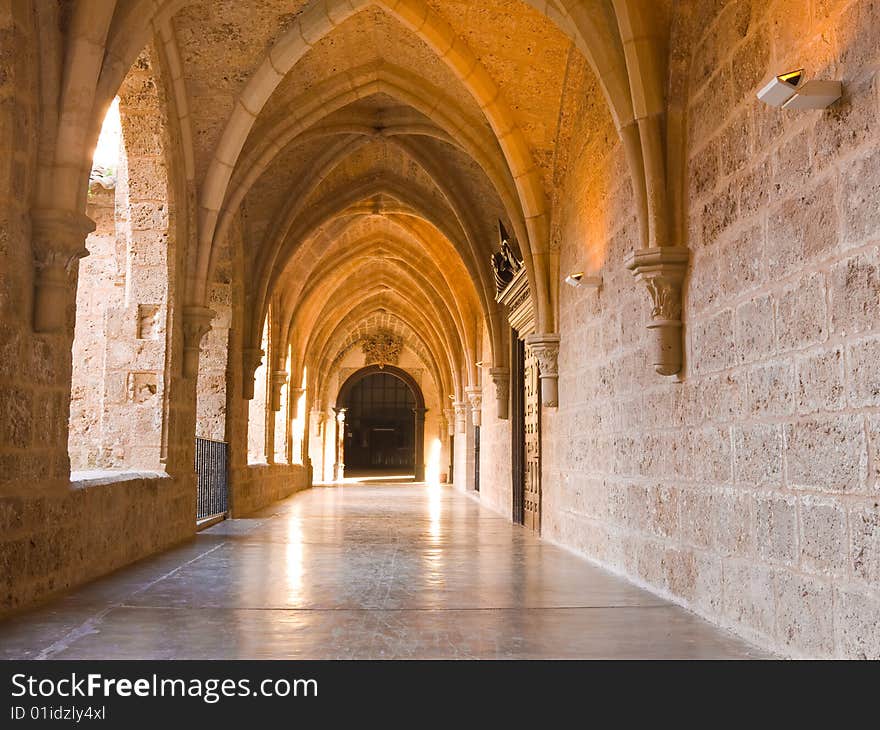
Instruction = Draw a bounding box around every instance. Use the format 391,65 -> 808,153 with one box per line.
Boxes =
196,438 -> 228,520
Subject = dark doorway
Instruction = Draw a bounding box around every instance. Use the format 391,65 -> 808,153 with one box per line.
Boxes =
337,366 -> 427,480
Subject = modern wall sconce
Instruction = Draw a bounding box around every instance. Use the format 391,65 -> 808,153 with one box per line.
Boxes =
564,272 -> 603,289
757,69 -> 842,109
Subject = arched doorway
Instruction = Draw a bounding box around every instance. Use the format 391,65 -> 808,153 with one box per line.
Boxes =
336,366 -> 427,481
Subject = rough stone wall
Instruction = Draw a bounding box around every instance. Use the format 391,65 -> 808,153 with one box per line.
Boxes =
69,51 -> 173,471
68,184 -> 114,469
523,0 -> 880,658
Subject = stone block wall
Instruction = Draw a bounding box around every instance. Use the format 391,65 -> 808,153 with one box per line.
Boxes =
229,463 -> 310,517
513,0 -> 880,659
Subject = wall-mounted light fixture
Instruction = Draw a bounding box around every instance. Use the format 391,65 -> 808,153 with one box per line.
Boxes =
475,361 -> 483,367
757,69 -> 842,110
564,272 -> 603,289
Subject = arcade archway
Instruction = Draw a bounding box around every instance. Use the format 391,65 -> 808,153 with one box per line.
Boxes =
336,366 -> 427,481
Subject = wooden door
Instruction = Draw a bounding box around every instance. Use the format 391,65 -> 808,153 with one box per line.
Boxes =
523,341 -> 541,532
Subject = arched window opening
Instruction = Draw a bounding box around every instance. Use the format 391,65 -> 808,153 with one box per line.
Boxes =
69,48 -> 172,476
247,318 -> 269,464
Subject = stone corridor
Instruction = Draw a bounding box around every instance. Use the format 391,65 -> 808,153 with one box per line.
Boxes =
0,481 -> 764,660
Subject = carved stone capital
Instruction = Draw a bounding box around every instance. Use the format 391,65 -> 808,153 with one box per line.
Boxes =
452,401 -> 468,434
30,208 -> 96,333
443,407 -> 455,437
241,347 -> 264,400
465,386 -> 482,427
489,367 -> 510,420
309,409 -> 324,437
626,246 -> 690,376
181,305 -> 214,379
525,333 -> 561,407
269,370 -> 288,412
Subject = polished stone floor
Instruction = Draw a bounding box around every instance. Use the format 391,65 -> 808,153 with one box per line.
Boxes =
0,482 -> 768,659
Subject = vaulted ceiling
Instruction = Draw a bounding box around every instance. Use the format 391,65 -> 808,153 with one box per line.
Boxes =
41,0 -> 675,405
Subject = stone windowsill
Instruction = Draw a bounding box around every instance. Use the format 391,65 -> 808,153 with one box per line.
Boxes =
70,469 -> 171,489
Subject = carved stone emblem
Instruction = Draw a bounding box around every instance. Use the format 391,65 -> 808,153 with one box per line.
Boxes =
491,221 -> 523,293
361,330 -> 402,368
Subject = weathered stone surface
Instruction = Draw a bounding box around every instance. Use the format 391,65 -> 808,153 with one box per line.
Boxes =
785,416 -> 868,493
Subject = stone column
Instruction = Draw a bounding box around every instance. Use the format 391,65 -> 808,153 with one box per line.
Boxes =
333,407 -> 347,481
443,407 -> 455,484
443,408 -> 455,437
182,305 -> 215,379
31,208 -> 95,333
310,408 -> 324,438
525,333 -> 561,407
453,401 -> 467,434
241,347 -> 264,400
626,246 -> 690,376
413,407 -> 427,481
291,387 -> 306,419
269,370 -> 288,412
489,367 -> 510,420
465,386 -> 482,427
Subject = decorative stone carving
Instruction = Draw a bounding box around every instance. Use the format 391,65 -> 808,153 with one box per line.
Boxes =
182,305 -> 214,379
626,246 -> 690,376
361,330 -> 403,368
270,370 -> 288,412
242,347 -> 264,400
465,386 -> 482,427
31,208 -> 96,333
525,333 -> 560,407
489,367 -> 510,420
453,401 -> 468,434
491,222 -> 522,293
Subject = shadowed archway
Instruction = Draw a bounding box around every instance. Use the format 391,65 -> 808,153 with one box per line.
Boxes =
336,365 -> 427,481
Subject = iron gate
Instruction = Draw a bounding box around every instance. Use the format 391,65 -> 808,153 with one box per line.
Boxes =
196,437 -> 228,520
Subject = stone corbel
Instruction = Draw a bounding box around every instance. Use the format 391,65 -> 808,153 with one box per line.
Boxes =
269,370 -> 288,411
242,347 -> 264,400
626,247 -> 690,376
525,334 -> 560,407
465,386 -> 482,427
182,305 -> 214,379
453,401 -> 467,434
31,208 -> 96,333
489,367 -> 510,420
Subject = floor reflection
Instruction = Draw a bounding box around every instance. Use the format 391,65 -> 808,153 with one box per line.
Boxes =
0,483 -> 769,659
